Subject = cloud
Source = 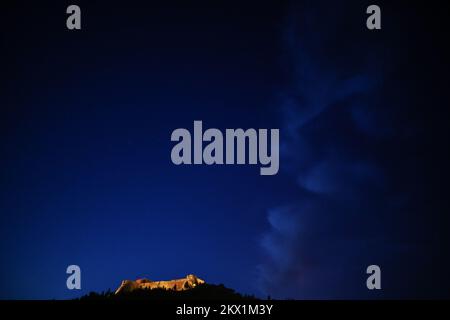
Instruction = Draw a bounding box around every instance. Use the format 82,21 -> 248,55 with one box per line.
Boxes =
257,1 -> 422,299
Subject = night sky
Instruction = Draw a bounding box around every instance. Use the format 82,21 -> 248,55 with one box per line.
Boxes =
1,1 -> 450,299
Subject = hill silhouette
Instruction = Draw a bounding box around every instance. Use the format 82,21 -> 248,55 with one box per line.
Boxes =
78,283 -> 257,300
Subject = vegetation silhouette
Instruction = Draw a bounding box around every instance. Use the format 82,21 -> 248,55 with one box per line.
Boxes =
78,284 -> 257,300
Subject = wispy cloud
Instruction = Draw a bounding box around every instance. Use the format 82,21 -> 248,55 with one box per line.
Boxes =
257,1 -> 419,299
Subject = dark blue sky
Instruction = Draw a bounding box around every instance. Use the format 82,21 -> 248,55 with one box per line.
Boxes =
1,1 -> 450,299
